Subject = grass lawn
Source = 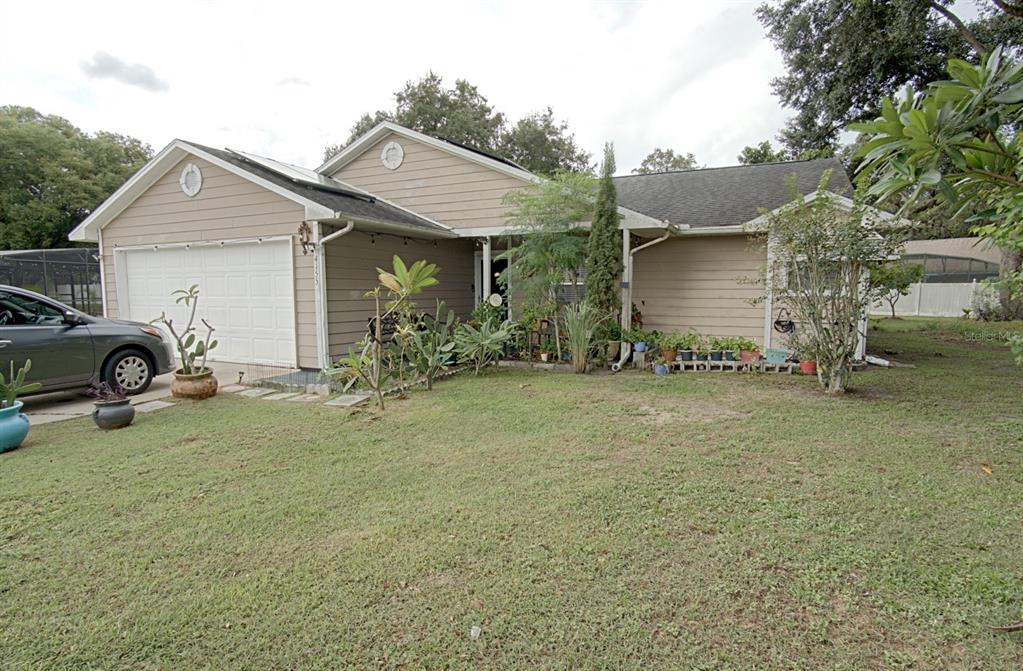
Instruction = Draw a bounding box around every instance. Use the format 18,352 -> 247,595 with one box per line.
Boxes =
2,321 -> 1021,669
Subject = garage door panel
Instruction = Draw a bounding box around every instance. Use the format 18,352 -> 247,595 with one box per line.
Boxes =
122,239 -> 295,366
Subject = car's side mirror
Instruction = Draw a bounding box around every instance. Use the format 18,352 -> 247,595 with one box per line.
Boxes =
63,311 -> 82,326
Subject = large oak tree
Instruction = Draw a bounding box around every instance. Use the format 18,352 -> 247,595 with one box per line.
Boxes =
757,0 -> 1023,155
0,106 -> 152,249
323,73 -> 590,176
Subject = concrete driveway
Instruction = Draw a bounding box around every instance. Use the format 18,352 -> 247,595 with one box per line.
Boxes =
20,361 -> 291,425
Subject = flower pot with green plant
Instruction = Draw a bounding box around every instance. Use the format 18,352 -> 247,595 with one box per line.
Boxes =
720,337 -> 741,361
659,331 -> 685,362
653,357 -> 669,376
627,327 -> 650,353
676,329 -> 700,361
154,285 -> 220,400
88,382 -> 135,430
709,336 -> 728,361
539,340 -> 556,363
735,337 -> 761,363
0,360 -> 41,453
603,322 -> 623,362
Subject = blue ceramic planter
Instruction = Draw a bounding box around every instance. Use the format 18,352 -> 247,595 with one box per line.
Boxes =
653,363 -> 669,376
634,342 -> 647,353
0,401 -> 30,453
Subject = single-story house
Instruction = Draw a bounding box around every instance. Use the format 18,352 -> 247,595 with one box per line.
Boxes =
69,121 -> 860,370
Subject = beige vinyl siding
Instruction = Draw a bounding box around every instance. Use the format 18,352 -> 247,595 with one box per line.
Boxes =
324,231 -> 475,358
328,133 -> 526,230
632,235 -> 767,344
100,156 -> 319,368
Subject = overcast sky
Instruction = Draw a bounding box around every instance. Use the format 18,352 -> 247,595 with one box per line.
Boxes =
0,0 -> 979,174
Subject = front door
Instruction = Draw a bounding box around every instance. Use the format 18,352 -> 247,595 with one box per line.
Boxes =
0,289 -> 94,389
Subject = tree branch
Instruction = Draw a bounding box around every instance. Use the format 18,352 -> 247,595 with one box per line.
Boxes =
990,0 -> 1023,19
929,1 -> 989,56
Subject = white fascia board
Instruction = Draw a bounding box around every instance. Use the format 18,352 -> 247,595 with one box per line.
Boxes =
742,191 -> 909,233
69,139 -> 338,243
69,140 -> 188,242
618,206 -> 666,230
318,121 -> 538,184
334,217 -> 456,240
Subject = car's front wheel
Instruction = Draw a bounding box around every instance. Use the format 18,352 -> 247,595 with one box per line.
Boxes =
103,349 -> 154,395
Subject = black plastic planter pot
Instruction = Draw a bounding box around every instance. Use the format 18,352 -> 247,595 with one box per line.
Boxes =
680,351 -> 694,361
724,351 -> 736,361
710,351 -> 723,361
92,400 -> 135,430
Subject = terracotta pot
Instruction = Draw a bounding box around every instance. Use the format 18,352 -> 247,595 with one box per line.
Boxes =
799,360 -> 817,376
171,369 -> 219,400
660,347 -> 677,362
92,399 -> 135,430
739,350 -> 761,363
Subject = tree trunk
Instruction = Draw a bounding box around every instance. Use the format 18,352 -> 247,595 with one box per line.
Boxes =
820,359 -> 851,394
999,247 -> 1023,319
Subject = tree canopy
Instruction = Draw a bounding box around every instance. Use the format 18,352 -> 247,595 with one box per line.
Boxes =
631,148 -> 699,174
757,0 -> 1023,156
0,106 -> 152,250
323,73 -> 590,176
737,140 -> 790,165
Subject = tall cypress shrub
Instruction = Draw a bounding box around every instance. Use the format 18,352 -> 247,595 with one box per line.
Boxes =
585,143 -> 623,328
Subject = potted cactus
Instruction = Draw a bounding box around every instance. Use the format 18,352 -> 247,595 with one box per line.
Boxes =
88,382 -> 135,430
0,360 -> 42,453
154,285 -> 220,400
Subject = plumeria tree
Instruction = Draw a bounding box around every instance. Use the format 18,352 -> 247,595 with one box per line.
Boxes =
334,256 -> 440,409
851,45 -> 1023,350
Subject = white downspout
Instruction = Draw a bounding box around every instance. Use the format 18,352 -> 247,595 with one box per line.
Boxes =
314,220 -> 354,369
482,236 -> 492,302
612,227 -> 672,372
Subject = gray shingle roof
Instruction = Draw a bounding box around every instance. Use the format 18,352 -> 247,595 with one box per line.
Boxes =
612,158 -> 852,229
188,142 -> 450,236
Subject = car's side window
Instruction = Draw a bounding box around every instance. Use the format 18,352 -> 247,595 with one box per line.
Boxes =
0,291 -> 64,327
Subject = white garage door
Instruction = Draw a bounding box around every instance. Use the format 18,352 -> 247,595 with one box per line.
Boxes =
122,239 -> 296,366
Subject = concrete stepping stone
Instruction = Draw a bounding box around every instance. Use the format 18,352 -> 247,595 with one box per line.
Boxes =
221,384 -> 249,393
238,388 -> 274,398
324,393 -> 371,407
134,400 -> 175,413
286,394 -> 323,402
262,392 -> 299,401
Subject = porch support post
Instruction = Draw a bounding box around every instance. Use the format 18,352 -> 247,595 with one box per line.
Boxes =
620,228 -> 631,332
856,268 -> 869,360
482,236 -> 492,302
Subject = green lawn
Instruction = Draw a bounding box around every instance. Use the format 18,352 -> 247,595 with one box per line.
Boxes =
2,321 -> 1021,669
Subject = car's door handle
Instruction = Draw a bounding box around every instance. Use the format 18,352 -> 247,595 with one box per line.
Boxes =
0,340 -> 10,348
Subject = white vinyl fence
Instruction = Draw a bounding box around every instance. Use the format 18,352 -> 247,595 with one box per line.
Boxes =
870,281 -> 979,318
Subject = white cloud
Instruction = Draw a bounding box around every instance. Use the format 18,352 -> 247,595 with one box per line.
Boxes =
80,51 -> 168,92
0,0 -> 792,171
